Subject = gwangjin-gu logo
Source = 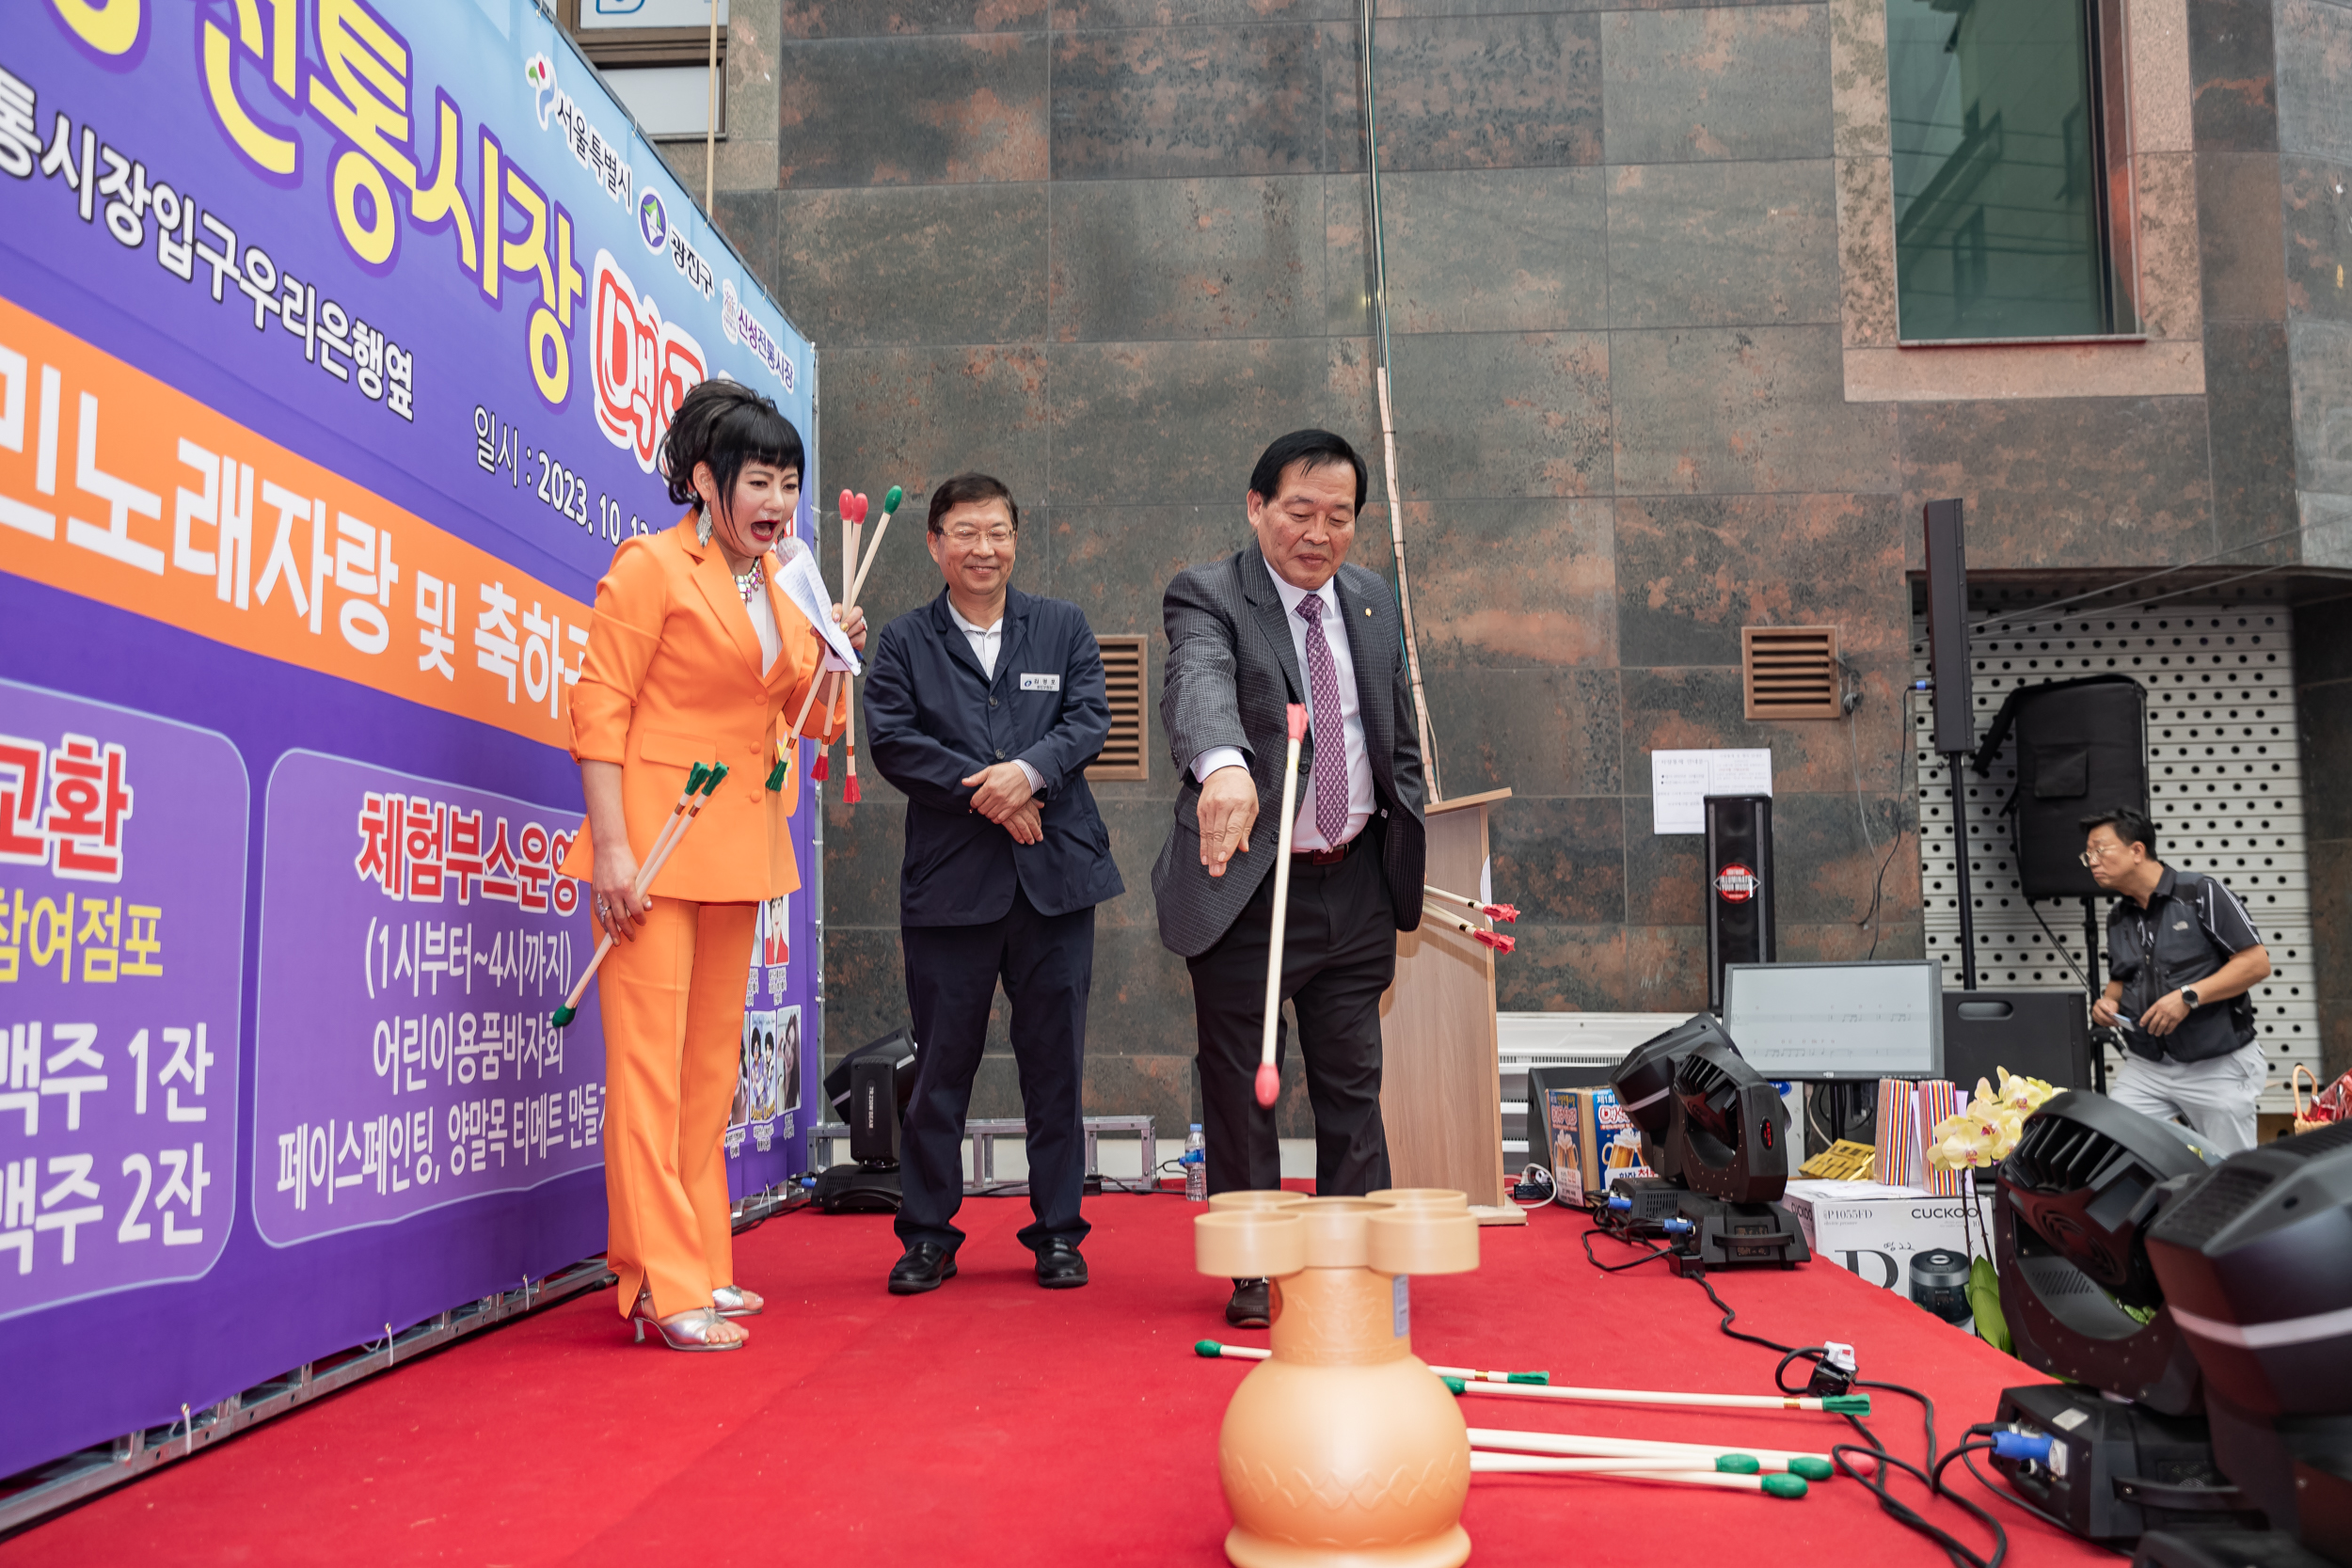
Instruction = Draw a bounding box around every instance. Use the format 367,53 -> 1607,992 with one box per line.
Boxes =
721,278 -> 795,394
639,189 -> 669,252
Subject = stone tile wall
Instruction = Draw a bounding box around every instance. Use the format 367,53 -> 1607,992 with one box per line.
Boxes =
671,0 -> 2346,1122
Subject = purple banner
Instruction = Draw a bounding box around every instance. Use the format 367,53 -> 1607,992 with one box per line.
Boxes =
0,678 -> 247,1323
251,752 -> 602,1244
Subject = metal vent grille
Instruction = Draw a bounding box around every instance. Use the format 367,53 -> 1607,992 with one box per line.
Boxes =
1912,597 -> 2315,1112
1743,626 -> 1843,720
1087,635 -> 1149,782
2149,1165 -> 2275,1249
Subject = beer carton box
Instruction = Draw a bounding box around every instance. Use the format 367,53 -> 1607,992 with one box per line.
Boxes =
1547,1086 -> 1654,1207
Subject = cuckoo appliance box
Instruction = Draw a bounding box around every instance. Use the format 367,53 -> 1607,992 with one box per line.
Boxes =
1778,1180 -> 1997,1293
1547,1086 -> 1653,1207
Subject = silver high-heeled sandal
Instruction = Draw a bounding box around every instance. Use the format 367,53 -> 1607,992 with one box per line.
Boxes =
631,1289 -> 746,1352
711,1284 -> 763,1318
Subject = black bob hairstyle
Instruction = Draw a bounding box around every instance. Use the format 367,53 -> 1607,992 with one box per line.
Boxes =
2080,805 -> 2157,858
659,380 -> 805,520
1247,428 -> 1368,513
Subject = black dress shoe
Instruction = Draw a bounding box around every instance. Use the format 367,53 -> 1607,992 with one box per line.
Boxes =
1226,1277 -> 1270,1328
888,1243 -> 957,1295
1035,1239 -> 1089,1290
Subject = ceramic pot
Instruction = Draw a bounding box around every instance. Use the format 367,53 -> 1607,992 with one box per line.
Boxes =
1195,1196 -> 1481,1568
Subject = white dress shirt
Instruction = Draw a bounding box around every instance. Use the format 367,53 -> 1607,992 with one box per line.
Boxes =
1190,573 -> 1374,852
949,599 -> 1045,795
746,578 -> 782,675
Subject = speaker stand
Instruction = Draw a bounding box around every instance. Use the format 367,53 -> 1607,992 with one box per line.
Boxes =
1945,747 -> 1977,990
2082,896 -> 2107,1091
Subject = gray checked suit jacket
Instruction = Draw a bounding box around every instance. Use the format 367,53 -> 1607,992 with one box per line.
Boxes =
1151,545 -> 1427,959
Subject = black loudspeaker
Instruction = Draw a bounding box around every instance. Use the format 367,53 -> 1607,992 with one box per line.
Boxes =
1704,796 -> 1774,1014
1942,990 -> 2094,1091
1970,675 -> 2148,900
1922,499 -> 1974,756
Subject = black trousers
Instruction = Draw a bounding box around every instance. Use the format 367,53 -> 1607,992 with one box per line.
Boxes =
1186,838 -> 1394,1198
896,890 -> 1094,1254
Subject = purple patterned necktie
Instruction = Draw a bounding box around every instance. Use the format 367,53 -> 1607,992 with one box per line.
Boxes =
1295,594 -> 1347,845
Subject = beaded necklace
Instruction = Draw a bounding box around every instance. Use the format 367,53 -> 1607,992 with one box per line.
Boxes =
734,561 -> 765,605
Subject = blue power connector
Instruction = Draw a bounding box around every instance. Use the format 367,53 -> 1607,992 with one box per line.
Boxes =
1991,1431 -> 2055,1464
1605,1193 -> 1633,1212
1660,1217 -> 1694,1235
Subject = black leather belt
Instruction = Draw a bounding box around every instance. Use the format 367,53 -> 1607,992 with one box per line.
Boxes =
1294,836 -> 1358,866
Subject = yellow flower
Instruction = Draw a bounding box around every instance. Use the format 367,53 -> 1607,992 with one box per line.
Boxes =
1994,1066 -> 2057,1114
1928,1111 -> 1997,1170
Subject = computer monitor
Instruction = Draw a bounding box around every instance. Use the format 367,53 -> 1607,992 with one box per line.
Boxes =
1720,959 -> 1945,1080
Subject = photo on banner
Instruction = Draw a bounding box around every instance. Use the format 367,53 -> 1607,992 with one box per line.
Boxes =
0,0 -> 821,1486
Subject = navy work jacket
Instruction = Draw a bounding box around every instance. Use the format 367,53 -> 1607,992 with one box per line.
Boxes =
863,588 -> 1125,927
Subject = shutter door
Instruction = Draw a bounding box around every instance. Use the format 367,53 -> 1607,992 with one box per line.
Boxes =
1912,599 -> 2316,1112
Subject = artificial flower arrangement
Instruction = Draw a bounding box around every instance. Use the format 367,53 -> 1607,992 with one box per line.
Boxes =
1924,1067 -> 2061,1353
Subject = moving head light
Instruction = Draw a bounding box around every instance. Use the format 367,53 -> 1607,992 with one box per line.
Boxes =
1603,1014 -> 1807,1271
2139,1122 -> 2352,1564
1986,1092 -> 2258,1545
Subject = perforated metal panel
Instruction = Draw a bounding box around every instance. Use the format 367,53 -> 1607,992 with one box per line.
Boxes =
1911,599 -> 2315,1112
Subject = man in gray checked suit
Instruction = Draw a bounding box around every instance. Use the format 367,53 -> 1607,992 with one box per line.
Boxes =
1151,428 -> 1427,1328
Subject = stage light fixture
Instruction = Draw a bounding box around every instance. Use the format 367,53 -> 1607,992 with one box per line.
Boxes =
1603,1016 -> 1808,1271
814,1026 -> 920,1213
1983,1091 -> 2261,1545
2137,1122 -> 2352,1564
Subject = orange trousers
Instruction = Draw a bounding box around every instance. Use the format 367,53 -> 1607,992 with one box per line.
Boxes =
598,896 -> 755,1320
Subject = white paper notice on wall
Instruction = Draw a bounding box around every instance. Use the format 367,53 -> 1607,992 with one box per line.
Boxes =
1650,749 -> 1773,834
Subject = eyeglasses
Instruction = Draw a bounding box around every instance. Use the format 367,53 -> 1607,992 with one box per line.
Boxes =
943,526 -> 1014,546
2078,844 -> 2129,866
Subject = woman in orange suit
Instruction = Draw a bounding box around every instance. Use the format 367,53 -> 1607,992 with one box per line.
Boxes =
559,381 -> 861,1352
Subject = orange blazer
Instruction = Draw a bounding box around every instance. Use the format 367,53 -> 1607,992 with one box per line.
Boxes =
558,514 -> 844,904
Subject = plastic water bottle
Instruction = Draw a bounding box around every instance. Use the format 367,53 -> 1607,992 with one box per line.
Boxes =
1184,1124 -> 1207,1201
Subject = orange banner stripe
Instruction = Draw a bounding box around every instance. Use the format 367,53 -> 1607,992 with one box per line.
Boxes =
0,297 -> 588,749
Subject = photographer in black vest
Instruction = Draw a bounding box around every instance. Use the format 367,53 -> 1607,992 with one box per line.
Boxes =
2083,808 -> 2273,1154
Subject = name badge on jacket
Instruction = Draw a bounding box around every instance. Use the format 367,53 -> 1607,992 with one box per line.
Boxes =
1020,673 -> 1061,691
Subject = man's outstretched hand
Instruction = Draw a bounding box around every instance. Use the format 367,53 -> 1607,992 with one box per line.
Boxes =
1198,765 -> 1258,879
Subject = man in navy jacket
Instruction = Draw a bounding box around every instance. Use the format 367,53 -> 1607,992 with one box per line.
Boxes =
862,473 -> 1124,1295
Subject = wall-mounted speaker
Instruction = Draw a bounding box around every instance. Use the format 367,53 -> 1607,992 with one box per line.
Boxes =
1971,675 -> 2148,900
1704,795 -> 1774,1014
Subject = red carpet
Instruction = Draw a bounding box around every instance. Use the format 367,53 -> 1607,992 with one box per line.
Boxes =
11,1194 -> 2114,1565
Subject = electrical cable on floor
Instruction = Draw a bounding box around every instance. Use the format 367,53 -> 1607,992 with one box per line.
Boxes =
1580,1219 -> 2014,1566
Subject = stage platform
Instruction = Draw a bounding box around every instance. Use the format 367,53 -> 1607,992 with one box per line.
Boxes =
11,1191 -> 2112,1565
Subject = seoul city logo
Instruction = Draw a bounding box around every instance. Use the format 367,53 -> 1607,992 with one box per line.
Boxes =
1713,863 -> 1758,903
638,189 -> 668,252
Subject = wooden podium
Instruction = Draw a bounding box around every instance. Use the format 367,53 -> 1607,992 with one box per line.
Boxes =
1377,787 -> 1515,1212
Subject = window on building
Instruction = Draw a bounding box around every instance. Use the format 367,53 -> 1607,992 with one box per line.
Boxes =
1885,0 -> 2138,341
563,0 -> 727,142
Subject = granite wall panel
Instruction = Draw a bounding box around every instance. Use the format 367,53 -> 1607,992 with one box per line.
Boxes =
771,184 -> 1050,346
1325,166 -> 1611,336
1605,160 -> 1841,329
1049,176 -> 1323,342
1898,396 -> 2215,569
1599,7 -> 1834,166
1052,26 -> 1330,181
2282,155 -> 2352,325
777,33 -> 1050,187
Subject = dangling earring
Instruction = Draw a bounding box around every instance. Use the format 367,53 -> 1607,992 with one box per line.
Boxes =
696,508 -> 714,548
